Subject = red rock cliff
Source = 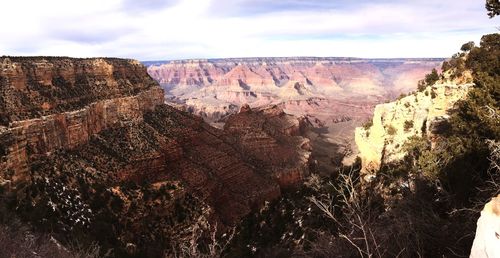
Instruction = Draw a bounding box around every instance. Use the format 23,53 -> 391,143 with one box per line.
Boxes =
0,57 -> 310,234
0,57 -> 164,184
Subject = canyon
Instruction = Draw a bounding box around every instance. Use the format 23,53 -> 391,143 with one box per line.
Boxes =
146,57 -> 443,121
146,57 -> 443,171
0,57 -> 312,256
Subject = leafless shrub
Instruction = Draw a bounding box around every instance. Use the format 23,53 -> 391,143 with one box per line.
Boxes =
310,168 -> 387,258
308,167 -> 460,258
486,140 -> 500,174
171,222 -> 236,258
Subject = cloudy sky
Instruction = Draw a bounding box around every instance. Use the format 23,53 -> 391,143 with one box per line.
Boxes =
0,0 -> 497,60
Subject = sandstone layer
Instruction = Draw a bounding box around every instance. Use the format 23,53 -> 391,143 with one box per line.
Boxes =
0,57 -> 313,255
147,57 -> 443,123
147,57 -> 442,171
224,104 -> 312,188
355,76 -> 473,174
0,57 -> 164,184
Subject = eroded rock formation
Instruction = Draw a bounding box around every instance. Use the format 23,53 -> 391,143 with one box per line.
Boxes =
147,57 -> 443,123
224,104 -> 312,188
0,57 -> 312,256
355,74 -> 473,175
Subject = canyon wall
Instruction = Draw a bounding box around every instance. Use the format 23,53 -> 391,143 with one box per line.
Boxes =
147,57 -> 443,123
147,57 -> 442,170
354,73 -> 473,176
0,57 -> 164,185
224,104 -> 312,188
0,56 -> 312,253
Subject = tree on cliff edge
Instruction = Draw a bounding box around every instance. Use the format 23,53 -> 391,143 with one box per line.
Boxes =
486,0 -> 500,18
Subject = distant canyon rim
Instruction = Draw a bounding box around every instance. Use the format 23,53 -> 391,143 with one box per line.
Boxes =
146,57 -> 443,172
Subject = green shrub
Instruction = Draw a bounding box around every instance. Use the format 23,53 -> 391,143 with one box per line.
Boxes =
460,41 -> 475,52
441,61 -> 452,72
425,68 -> 440,86
404,120 -> 414,131
431,90 -> 437,99
386,125 -> 397,135
417,80 -> 427,92
362,120 -> 373,130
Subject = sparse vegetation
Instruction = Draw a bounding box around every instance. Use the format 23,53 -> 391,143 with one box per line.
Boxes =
441,60 -> 451,72
430,90 -> 437,99
417,79 -> 427,92
0,2 -> 497,258
300,33 -> 499,257
424,68 -> 440,86
418,67 -> 441,92
404,120 -> 414,131
386,125 -> 397,135
461,41 -> 475,52
362,120 -> 373,130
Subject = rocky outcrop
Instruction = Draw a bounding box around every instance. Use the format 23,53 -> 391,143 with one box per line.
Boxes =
355,78 -> 473,174
0,57 -> 164,185
224,105 -> 313,188
0,57 -> 313,255
470,194 -> 500,258
147,57 -> 443,123
1,57 -> 158,125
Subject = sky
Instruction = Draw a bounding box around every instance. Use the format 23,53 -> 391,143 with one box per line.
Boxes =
0,0 -> 497,60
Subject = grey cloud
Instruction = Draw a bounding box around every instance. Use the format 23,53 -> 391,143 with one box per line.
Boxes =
49,29 -> 127,44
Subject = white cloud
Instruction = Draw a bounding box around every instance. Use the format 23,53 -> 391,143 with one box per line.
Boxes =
0,0 -> 497,60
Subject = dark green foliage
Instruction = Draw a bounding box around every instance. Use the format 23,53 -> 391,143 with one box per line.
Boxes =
404,120 -> 414,131
402,33 -> 499,198
362,120 -> 373,130
430,90 -> 437,99
417,80 -> 427,92
425,68 -> 440,86
418,68 -> 441,92
434,33 -> 500,198
461,41 -> 475,52
486,0 -> 500,17
441,61 -> 452,72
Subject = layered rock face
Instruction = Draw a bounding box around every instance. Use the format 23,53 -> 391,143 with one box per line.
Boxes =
0,57 -> 158,124
0,57 -> 312,255
224,104 -> 312,188
355,76 -> 473,174
148,57 -> 442,170
0,57 -> 164,185
470,194 -> 500,258
147,57 -> 443,123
